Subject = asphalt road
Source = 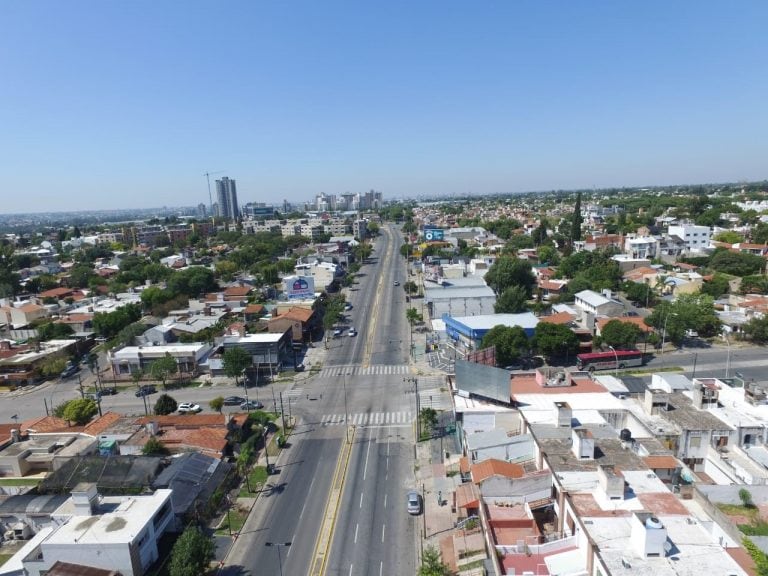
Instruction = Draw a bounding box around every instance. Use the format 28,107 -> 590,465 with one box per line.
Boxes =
226,224 -> 417,576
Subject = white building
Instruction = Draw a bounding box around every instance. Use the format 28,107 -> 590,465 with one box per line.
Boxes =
667,223 -> 712,253
1,485 -> 174,576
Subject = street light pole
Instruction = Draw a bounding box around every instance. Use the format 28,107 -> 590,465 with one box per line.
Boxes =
265,542 -> 291,576
608,345 -> 619,376
723,332 -> 732,378
660,311 -> 676,366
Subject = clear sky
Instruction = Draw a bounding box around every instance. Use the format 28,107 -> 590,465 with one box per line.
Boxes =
2,1 -> 767,213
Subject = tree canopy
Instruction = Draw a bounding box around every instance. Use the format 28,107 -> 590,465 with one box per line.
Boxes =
169,527 -> 214,576
533,323 -> 579,359
644,294 -> 721,344
494,285 -> 530,314
484,257 -> 536,297
223,346 -> 252,385
153,394 -> 178,415
480,325 -> 530,366
600,320 -> 643,349
149,353 -> 178,389
56,398 -> 98,425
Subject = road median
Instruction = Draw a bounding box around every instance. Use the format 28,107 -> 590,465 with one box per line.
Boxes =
307,427 -> 356,576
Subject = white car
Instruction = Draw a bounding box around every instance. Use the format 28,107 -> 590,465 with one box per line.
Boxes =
178,403 -> 202,413
348,328 -> 357,337
333,328 -> 343,337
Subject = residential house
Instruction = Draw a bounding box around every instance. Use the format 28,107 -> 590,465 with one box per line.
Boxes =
108,343 -> 215,380
268,307 -> 316,342
0,303 -> 47,329
573,290 -> 624,320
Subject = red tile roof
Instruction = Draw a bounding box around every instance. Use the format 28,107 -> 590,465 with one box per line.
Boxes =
134,414 -> 228,427
224,286 -> 252,297
39,287 -> 74,298
82,412 -> 123,437
274,307 -> 314,323
643,455 -> 680,469
20,415 -> 75,433
538,312 -> 575,325
470,458 -> 524,483
596,316 -> 653,334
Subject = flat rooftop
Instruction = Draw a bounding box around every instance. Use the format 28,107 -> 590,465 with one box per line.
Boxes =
47,489 -> 172,546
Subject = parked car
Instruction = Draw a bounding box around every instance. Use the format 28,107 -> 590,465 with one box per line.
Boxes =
505,363 -> 523,371
135,385 -> 157,397
295,364 -> 305,372
685,330 -> 699,338
241,400 -> 264,410
348,328 -> 357,337
85,392 -> 101,401
622,311 -> 640,317
100,387 -> 118,396
60,365 -> 80,379
178,403 -> 202,413
407,490 -> 422,515
344,303 -> 353,311
223,396 -> 246,406
333,328 -> 343,337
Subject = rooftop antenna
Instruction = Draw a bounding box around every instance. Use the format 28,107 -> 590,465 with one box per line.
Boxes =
203,170 -> 226,213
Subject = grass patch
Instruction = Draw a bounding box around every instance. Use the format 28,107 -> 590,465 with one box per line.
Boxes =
0,554 -> 15,567
0,478 -> 41,487
215,507 -> 248,536
238,466 -> 268,498
717,503 -> 759,518
625,366 -> 685,376
739,522 -> 768,536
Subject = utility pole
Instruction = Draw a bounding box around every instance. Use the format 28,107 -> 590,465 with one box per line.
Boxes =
279,392 -> 287,431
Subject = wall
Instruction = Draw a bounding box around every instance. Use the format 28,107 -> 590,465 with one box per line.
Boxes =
481,472 -> 552,501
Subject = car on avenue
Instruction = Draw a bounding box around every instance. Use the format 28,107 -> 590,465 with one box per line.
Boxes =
407,490 -> 422,515
240,400 -> 264,410
348,328 -> 357,337
223,396 -> 246,406
135,385 -> 157,397
178,403 -> 202,413
60,365 -> 80,379
393,280 -> 400,286
344,303 -> 353,311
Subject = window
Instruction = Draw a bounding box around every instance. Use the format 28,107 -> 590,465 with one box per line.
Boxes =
689,436 -> 701,449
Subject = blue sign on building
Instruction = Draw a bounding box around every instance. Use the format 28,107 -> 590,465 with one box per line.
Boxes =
423,228 -> 444,241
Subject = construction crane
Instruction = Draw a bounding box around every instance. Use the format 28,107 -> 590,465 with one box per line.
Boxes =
203,170 -> 226,214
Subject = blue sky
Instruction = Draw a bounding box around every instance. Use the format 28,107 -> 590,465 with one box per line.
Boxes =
2,1 -> 767,213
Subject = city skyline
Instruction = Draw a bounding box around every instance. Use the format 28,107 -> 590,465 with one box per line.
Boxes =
2,1 -> 768,213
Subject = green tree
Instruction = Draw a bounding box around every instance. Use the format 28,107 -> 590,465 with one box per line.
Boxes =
480,325 -> 530,367
644,294 -> 721,345
60,398 -> 98,425
494,285 -> 530,313
143,436 -> 169,456
403,280 -> 418,295
223,347 -> 252,386
709,249 -> 765,277
484,257 -> 536,297
623,281 -> 657,308
600,320 -> 642,349
169,527 -> 214,576
537,244 -> 560,266
743,316 -> 768,344
418,546 -> 455,576
714,230 -> 744,244
741,275 -> 768,295
420,407 -> 438,435
209,396 -> 224,413
38,356 -> 68,379
406,307 -> 423,326
149,353 -> 178,390
534,322 -> 579,359
739,488 -> 755,509
571,192 -> 582,243
154,394 -> 178,415
701,274 -> 731,299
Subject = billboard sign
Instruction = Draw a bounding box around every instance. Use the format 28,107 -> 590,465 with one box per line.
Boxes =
423,228 -> 444,241
284,275 -> 315,299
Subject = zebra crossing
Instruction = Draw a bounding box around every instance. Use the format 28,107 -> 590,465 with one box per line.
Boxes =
318,364 -> 410,377
318,411 -> 414,427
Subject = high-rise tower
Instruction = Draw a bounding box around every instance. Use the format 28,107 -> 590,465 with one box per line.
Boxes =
215,177 -> 239,220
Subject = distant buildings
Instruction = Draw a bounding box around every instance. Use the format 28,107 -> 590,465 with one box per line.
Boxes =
215,176 -> 239,220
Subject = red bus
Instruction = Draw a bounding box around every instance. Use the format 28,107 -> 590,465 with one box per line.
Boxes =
576,349 -> 644,372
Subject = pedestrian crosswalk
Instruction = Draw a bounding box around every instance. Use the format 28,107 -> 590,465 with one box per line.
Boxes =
318,411 -> 414,427
318,364 -> 410,377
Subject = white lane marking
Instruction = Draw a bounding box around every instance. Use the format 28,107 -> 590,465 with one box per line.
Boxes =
299,475 -> 316,520
354,523 -> 359,543
360,492 -> 364,508
363,436 -> 372,480
381,523 -> 386,543
384,493 -> 387,508
349,564 -> 354,576
379,561 -> 383,576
